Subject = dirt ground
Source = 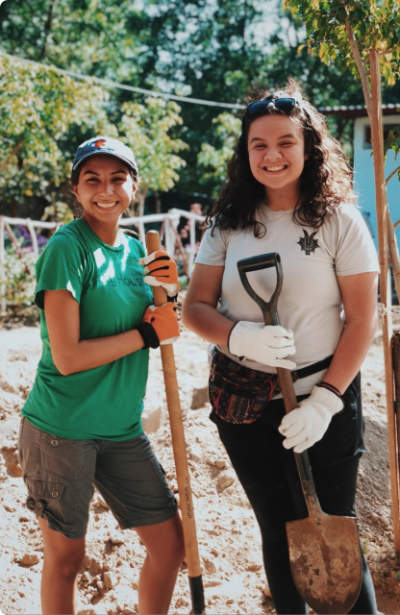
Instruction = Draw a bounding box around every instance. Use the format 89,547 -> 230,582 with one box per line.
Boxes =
1,310 -> 400,614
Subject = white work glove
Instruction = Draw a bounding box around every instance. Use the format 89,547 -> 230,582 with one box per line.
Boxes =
279,385 -> 344,453
228,321 -> 296,369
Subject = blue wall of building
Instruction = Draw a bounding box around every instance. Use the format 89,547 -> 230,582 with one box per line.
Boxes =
353,115 -> 400,250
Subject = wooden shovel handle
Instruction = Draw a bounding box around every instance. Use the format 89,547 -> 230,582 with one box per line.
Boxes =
392,333 -> 400,473
276,367 -> 297,414
145,230 -> 205,612
276,365 -> 323,518
237,252 -> 322,517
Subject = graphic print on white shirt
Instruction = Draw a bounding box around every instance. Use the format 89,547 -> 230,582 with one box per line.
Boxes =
297,229 -> 319,255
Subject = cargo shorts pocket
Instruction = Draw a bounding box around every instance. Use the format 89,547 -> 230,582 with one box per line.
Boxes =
25,478 -> 65,518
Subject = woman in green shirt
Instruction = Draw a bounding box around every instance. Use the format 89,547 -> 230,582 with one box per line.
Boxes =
19,136 -> 184,614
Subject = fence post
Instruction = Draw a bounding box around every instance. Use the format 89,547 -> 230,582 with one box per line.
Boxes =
187,215 -> 197,277
0,216 -> 5,317
165,213 -> 178,256
137,220 -> 146,245
27,219 -> 39,255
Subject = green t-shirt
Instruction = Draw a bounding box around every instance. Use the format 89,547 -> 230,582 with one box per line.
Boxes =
22,219 -> 153,440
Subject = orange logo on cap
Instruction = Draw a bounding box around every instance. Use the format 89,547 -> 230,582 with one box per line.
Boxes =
94,139 -> 106,148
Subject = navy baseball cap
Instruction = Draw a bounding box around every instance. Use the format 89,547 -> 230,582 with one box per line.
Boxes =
72,136 -> 138,176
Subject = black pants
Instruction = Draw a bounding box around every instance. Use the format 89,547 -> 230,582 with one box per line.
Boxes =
210,374 -> 378,614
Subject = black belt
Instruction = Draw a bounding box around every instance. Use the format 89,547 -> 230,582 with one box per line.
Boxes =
292,355 -> 333,381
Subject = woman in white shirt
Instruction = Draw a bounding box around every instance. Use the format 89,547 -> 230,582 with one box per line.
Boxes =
183,82 -> 379,613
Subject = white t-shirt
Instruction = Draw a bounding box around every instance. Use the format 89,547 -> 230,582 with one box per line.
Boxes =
195,203 -> 379,395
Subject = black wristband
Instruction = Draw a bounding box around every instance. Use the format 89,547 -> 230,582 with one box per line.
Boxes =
137,322 -> 160,349
317,380 -> 343,400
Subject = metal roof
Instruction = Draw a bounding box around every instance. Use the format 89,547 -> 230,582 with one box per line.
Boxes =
319,103 -> 400,117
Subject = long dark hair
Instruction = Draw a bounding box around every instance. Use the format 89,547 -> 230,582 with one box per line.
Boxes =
208,80 -> 355,236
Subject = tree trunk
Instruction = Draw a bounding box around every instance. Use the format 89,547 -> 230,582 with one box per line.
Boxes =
40,0 -> 58,60
134,189 -> 147,218
154,191 -> 162,214
369,50 -> 400,553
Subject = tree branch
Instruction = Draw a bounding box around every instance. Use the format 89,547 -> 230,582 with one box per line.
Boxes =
4,222 -> 31,275
344,15 -> 372,116
0,140 -> 25,172
40,0 -> 57,60
386,165 -> 400,186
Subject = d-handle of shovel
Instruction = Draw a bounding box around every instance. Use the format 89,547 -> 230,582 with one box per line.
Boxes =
145,230 -> 206,615
237,252 -> 322,518
237,252 -> 282,325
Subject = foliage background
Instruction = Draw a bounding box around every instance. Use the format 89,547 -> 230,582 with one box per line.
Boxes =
0,0 -> 399,220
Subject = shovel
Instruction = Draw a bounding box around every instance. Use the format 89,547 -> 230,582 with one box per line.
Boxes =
237,252 -> 362,614
145,230 -> 205,614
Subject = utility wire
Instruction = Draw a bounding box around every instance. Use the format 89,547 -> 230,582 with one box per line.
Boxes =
0,51 -> 246,111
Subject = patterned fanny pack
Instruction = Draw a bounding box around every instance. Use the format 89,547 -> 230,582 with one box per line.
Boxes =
209,348 -> 278,424
209,348 -> 333,425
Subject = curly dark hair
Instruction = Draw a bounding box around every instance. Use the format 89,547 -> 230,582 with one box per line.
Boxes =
208,80 -> 355,236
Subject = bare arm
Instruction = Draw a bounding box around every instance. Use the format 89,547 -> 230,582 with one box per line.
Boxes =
44,289 -> 145,375
321,271 -> 378,394
182,263 -> 234,346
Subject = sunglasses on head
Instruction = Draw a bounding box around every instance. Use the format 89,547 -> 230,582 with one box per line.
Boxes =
247,96 -> 297,116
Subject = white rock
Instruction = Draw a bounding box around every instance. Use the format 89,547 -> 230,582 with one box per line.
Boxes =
216,473 -> 235,493
141,407 -> 161,433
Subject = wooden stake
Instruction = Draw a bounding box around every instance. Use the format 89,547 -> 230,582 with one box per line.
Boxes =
0,216 -> 5,316
387,218 -> 400,301
369,50 -> 400,552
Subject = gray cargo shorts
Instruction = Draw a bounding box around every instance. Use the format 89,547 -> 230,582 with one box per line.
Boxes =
18,417 -> 177,539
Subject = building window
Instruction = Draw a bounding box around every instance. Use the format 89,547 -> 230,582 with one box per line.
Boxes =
364,123 -> 400,149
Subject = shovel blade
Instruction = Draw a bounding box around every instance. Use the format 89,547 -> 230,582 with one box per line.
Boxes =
286,513 -> 362,614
